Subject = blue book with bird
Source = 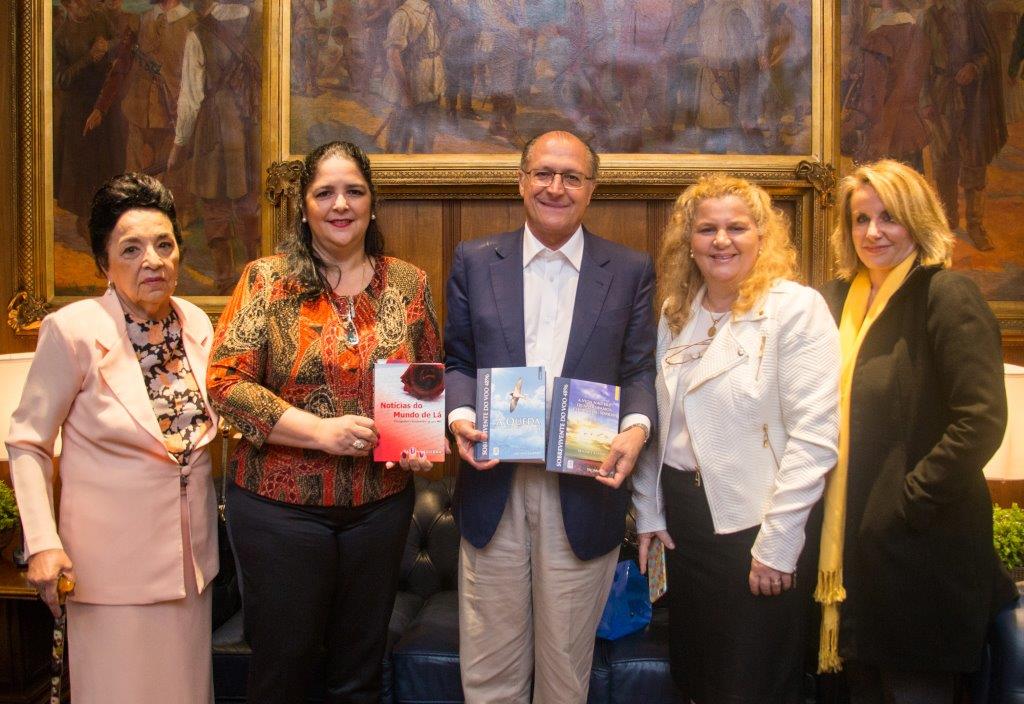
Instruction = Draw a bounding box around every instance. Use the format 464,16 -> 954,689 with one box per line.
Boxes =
474,366 -> 547,462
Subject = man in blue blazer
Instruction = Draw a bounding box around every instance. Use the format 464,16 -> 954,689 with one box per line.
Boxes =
444,130 -> 657,703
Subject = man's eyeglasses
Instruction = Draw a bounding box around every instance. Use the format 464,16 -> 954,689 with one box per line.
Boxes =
521,169 -> 594,190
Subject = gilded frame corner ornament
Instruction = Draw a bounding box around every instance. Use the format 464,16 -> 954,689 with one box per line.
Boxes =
7,292 -> 47,335
796,160 -> 837,209
265,159 -> 304,248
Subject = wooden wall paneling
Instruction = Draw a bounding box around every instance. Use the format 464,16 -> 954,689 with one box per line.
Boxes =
646,199 -> 672,259
377,200 -> 445,308
440,199 -> 460,325
459,200 -> 525,242
580,201 -> 649,253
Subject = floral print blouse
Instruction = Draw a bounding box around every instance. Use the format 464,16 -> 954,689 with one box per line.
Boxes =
207,255 -> 442,507
125,310 -> 213,466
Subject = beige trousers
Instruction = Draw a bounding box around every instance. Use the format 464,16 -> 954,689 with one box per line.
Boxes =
459,466 -> 619,704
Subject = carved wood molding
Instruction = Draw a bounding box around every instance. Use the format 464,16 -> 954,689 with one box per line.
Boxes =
6,292 -> 45,334
795,160 -> 838,208
265,159 -> 303,247
9,0 -> 47,334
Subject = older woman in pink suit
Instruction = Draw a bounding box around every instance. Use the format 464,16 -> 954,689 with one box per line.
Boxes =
5,173 -> 219,704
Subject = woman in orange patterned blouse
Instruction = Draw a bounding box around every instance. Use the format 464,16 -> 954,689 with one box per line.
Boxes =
207,141 -> 442,703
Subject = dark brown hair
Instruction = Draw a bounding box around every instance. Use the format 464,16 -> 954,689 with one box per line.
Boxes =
280,140 -> 384,292
88,172 -> 182,273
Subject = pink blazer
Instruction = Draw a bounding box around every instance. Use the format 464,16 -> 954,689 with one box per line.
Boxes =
6,289 -> 219,605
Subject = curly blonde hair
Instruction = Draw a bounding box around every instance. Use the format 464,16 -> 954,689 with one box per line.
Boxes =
657,174 -> 798,336
832,159 -> 954,280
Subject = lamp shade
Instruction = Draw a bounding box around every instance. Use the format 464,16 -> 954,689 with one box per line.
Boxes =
0,352 -> 61,462
984,364 -> 1024,481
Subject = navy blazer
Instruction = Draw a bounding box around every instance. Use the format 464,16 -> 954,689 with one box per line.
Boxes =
444,228 -> 657,560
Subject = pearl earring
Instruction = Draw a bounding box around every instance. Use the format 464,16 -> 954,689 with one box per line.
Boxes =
371,213 -> 376,220
301,215 -> 307,223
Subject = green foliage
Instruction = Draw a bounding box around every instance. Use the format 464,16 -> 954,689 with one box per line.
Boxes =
993,503 -> 1024,570
0,481 -> 18,533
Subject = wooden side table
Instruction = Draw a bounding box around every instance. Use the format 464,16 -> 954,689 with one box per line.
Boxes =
0,559 -> 65,704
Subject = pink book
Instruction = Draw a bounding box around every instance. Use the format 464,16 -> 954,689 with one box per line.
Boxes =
373,362 -> 446,462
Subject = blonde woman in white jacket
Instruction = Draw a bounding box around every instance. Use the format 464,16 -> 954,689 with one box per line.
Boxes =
632,175 -> 839,704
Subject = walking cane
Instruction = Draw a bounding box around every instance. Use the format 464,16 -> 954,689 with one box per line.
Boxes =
49,572 -> 75,704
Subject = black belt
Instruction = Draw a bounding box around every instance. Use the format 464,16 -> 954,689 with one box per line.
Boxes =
664,463 -> 702,487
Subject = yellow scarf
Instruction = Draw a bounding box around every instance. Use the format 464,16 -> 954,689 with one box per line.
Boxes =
815,254 -> 916,673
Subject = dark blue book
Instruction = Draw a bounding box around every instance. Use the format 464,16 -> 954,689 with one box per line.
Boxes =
546,377 -> 621,476
474,366 -> 547,462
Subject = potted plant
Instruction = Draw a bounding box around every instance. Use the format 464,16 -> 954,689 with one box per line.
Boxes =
993,503 -> 1024,584
0,480 -> 19,553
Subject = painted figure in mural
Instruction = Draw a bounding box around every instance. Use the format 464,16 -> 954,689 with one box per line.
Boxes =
476,0 -> 526,145
313,25 -> 347,92
919,0 -> 1006,252
435,0 -> 482,123
999,0 -> 1024,122
550,0 -> 612,143
363,0 -> 402,92
694,0 -> 767,153
292,0 -> 326,97
662,0 -> 704,142
384,0 -> 444,152
606,0 -> 674,151
763,0 -> 811,152
101,0 -> 138,38
317,0 -> 358,94
170,0 -> 262,294
53,0 -> 124,245
86,0 -> 199,228
842,0 -> 929,170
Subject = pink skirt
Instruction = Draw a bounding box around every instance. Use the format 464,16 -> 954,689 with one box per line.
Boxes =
65,488 -> 213,704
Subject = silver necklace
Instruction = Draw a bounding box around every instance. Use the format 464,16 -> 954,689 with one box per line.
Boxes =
328,258 -> 371,347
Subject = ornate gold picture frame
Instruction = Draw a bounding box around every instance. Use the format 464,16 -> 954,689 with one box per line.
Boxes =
837,0 -> 1024,342
12,0 -> 843,335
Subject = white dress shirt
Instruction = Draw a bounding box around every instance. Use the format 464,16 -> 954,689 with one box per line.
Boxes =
522,224 -> 583,399
174,2 -> 251,147
449,226 -> 650,436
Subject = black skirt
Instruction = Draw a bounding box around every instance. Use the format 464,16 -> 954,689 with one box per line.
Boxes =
662,466 -> 817,704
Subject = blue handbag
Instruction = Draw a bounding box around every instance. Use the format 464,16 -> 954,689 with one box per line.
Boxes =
596,559 -> 652,640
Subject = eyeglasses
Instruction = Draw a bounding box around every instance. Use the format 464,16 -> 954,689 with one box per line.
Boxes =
664,338 -> 713,366
521,169 -> 594,190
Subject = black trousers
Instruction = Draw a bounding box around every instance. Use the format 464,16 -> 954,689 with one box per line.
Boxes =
845,661 -> 967,704
226,480 -> 415,704
662,467 -> 814,704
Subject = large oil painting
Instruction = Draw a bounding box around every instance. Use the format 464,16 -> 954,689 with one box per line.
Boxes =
51,0 -> 263,298
288,0 -> 814,156
840,0 -> 1024,304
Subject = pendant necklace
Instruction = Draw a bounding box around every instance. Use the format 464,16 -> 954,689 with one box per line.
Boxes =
342,296 -> 359,347
329,258 -> 371,347
707,308 -> 729,337
327,293 -> 360,347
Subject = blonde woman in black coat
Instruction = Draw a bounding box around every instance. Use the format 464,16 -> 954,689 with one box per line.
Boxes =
816,159 -> 1017,703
